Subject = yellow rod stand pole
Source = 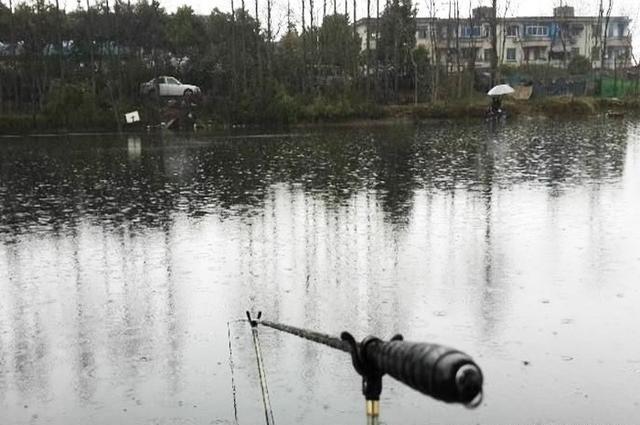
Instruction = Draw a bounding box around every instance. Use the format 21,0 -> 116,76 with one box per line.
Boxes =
366,400 -> 380,425
366,400 -> 380,417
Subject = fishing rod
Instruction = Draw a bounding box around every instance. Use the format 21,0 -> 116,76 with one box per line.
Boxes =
245,311 -> 483,423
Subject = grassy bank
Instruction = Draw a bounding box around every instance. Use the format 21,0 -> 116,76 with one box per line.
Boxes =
381,96 -> 639,121
1,96 -> 638,135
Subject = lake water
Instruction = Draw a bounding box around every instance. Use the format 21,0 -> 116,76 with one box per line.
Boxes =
1,119 -> 640,425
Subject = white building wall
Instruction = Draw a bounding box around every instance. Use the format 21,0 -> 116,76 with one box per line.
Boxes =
356,14 -> 632,70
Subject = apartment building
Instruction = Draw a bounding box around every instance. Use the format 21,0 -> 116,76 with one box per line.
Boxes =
356,6 -> 632,70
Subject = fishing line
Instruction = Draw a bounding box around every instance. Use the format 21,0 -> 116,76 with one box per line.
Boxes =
226,320 -> 245,425
249,318 -> 276,425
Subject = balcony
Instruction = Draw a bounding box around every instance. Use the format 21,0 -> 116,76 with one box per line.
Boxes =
520,35 -> 552,43
606,35 -> 632,46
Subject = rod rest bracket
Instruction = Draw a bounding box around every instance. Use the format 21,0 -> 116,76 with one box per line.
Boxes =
340,331 -> 404,401
246,311 -> 262,328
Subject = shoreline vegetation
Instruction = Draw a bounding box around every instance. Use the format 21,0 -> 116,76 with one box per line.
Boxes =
0,96 -> 636,135
1,0 -> 638,136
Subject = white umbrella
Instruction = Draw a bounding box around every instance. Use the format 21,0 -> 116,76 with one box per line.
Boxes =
487,84 -> 515,96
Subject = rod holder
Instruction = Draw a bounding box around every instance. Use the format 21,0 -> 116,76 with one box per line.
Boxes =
341,331 -> 405,417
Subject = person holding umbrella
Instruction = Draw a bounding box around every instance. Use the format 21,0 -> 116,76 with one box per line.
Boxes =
487,84 -> 515,119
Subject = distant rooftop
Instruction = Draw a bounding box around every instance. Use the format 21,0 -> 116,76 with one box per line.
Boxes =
356,6 -> 631,26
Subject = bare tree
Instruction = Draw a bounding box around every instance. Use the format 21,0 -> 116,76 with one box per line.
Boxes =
601,0 -> 613,72
302,0 -> 307,92
241,0 -> 248,91
497,0 -> 510,82
454,0 -> 462,98
255,0 -> 264,93
310,0 -> 314,29
353,0 -> 357,40
55,0 -> 64,80
490,0 -> 498,86
231,0 -> 237,100
446,0 -> 451,76
426,0 -> 440,102
375,0 -> 380,97
267,0 -> 272,50
366,0 -> 371,98
8,0 -> 17,112
553,1 -> 571,68
466,2 -> 478,100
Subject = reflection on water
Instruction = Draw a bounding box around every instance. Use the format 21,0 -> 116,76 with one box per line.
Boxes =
1,119 -> 639,424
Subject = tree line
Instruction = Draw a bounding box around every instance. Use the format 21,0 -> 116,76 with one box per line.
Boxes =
0,0 -> 434,127
0,0 -> 630,129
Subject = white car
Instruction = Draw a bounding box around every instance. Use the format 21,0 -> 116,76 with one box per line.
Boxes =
140,76 -> 201,98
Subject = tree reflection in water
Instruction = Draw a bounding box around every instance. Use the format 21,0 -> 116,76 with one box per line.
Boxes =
0,119 -> 637,425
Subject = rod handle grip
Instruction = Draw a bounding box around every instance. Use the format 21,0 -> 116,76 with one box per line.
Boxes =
364,340 -> 483,405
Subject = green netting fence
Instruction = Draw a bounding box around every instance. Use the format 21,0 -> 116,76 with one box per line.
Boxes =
598,77 -> 640,98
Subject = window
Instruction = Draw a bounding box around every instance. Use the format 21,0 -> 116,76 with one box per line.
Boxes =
462,26 -> 482,38
591,46 -> 601,60
484,49 -> 494,62
610,47 -> 629,60
524,46 -> 546,61
525,26 -> 549,36
571,47 -> 580,57
166,77 -> 180,85
570,25 -> 583,36
506,48 -> 516,61
618,23 -> 626,37
507,25 -> 519,37
609,22 -> 626,38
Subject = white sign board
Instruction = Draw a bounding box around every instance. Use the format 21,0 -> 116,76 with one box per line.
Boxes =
125,111 -> 140,124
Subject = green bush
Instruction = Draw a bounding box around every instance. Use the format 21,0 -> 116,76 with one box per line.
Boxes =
0,115 -> 38,134
43,81 -> 117,130
531,97 -> 597,116
262,84 -> 300,124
